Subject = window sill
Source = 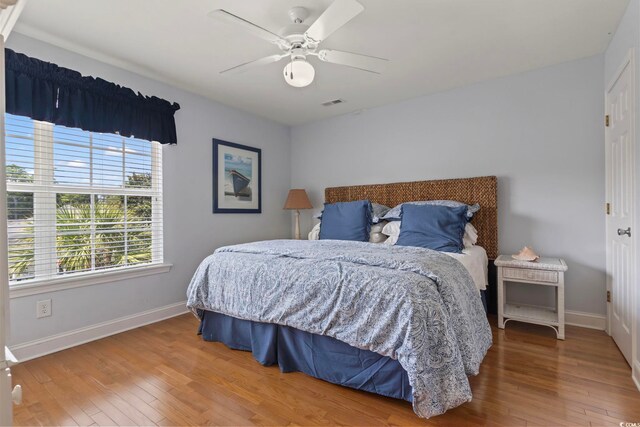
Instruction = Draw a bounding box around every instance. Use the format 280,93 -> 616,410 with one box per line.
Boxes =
9,263 -> 173,299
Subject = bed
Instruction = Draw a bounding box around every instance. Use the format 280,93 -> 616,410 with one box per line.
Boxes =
187,176 -> 498,418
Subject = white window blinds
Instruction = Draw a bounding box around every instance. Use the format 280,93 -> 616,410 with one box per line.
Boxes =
5,113 -> 163,284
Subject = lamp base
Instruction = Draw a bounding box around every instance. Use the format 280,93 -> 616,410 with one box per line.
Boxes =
294,210 -> 301,239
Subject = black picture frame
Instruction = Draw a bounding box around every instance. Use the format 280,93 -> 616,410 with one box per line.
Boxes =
213,138 -> 262,214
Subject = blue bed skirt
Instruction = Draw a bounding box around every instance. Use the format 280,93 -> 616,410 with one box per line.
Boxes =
198,290 -> 487,402
199,311 -> 413,401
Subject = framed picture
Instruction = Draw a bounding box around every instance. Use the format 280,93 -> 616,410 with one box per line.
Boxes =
213,139 -> 262,213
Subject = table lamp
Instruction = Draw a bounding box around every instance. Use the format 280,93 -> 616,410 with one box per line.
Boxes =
284,189 -> 313,239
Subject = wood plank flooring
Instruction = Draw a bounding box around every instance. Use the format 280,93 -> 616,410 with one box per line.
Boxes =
11,314 -> 640,426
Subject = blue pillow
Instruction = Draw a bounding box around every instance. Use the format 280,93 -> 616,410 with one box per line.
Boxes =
315,202 -> 389,223
319,200 -> 371,241
381,200 -> 480,221
395,204 -> 467,253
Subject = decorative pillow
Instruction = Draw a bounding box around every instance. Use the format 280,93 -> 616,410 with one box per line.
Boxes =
319,200 -> 371,241
369,231 -> 388,244
370,222 -> 386,233
371,203 -> 391,223
383,221 -> 478,248
381,200 -> 480,221
395,204 -> 468,253
369,221 -> 388,243
310,221 -> 388,243
316,202 -> 390,224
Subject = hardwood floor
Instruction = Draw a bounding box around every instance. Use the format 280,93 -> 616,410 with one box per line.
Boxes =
11,314 -> 640,426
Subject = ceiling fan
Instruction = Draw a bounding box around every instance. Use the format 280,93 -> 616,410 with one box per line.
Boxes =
209,0 -> 388,88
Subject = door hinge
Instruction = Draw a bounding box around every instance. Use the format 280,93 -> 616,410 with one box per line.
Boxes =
605,115 -> 610,127
607,290 -> 611,303
606,202 -> 611,215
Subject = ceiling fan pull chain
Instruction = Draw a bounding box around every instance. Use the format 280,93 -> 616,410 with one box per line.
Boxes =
290,58 -> 294,80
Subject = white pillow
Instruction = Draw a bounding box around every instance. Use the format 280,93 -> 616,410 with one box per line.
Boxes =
463,223 -> 478,248
381,221 -> 401,245
308,222 -> 321,240
381,221 -> 478,248
309,221 -> 388,243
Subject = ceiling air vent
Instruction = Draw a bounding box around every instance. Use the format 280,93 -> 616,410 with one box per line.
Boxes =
322,99 -> 345,107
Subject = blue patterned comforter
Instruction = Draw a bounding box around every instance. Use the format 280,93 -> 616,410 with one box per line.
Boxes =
186,239 -> 492,418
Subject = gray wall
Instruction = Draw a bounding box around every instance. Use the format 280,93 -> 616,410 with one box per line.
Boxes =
4,31 -> 613,344
6,34 -> 292,345
604,0 -> 640,380
291,54 -> 606,315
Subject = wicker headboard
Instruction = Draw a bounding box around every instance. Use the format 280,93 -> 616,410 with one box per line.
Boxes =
325,176 -> 498,259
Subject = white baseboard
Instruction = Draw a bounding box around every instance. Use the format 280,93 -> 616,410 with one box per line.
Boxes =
633,361 -> 640,392
9,301 -> 189,362
565,310 -> 607,330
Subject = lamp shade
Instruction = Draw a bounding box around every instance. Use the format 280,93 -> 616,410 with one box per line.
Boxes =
284,189 -> 313,210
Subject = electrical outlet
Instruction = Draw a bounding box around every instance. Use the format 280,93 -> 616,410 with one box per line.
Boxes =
36,299 -> 52,318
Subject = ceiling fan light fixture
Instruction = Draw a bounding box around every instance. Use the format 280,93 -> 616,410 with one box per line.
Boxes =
283,59 -> 315,87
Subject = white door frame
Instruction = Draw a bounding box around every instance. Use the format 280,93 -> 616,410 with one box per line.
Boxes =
0,2 -> 29,423
605,48 -> 637,373
0,32 -> 13,426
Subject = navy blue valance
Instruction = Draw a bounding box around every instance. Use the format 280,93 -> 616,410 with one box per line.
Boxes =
5,48 -> 180,145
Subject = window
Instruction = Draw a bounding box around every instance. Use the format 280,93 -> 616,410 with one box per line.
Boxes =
5,113 -> 163,285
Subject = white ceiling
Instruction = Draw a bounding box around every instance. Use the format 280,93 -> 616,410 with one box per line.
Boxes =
14,0 -> 629,126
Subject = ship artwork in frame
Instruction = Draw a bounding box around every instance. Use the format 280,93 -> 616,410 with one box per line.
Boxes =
213,139 -> 262,213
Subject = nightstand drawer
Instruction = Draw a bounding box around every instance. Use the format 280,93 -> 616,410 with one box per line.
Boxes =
502,267 -> 558,283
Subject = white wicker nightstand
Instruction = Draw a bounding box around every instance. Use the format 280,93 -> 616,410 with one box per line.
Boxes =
495,255 -> 568,339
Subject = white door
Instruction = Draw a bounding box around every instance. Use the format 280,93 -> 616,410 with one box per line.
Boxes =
606,51 -> 636,366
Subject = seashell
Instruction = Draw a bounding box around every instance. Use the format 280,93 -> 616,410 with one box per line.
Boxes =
512,246 -> 540,262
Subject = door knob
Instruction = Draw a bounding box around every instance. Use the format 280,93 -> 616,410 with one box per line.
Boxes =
617,227 -> 631,237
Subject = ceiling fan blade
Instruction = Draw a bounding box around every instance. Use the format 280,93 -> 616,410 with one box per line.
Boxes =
220,54 -> 287,74
209,9 -> 290,47
317,49 -> 388,74
304,0 -> 364,44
